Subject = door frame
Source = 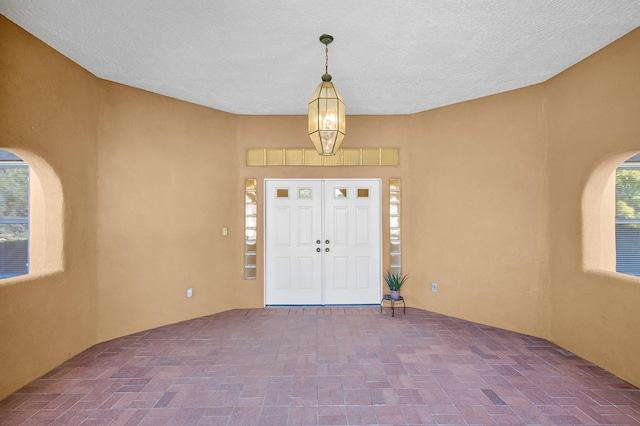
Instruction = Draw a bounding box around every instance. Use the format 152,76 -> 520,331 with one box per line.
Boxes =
263,178 -> 383,306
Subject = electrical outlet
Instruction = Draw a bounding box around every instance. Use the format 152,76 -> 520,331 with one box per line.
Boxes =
431,283 -> 437,292
186,288 -> 193,298
222,227 -> 228,236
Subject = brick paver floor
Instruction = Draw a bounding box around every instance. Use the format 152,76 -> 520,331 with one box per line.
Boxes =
1,307 -> 639,425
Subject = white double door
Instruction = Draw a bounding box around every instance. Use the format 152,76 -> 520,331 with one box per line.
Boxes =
265,179 -> 381,305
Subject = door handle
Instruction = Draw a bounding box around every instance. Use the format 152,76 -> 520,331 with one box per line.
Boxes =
325,248 -> 330,252
316,248 -> 321,252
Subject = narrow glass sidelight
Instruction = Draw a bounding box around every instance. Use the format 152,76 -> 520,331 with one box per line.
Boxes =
245,179 -> 258,280
389,178 -> 402,275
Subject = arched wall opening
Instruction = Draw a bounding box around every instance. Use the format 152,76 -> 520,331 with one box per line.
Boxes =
582,151 -> 640,275
0,148 -> 63,279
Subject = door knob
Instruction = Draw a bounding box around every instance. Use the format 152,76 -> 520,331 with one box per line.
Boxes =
325,248 -> 330,252
316,248 -> 321,252
325,240 -> 330,244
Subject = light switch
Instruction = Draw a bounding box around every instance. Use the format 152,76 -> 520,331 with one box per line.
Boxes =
222,227 -> 228,236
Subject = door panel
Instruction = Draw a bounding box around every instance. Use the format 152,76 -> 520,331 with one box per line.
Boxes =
265,179 -> 381,305
324,180 -> 381,304
356,257 -> 370,289
274,258 -> 290,289
265,181 -> 322,305
356,206 -> 370,244
275,207 -> 290,245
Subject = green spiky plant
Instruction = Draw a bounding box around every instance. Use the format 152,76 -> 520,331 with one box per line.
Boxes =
384,270 -> 409,292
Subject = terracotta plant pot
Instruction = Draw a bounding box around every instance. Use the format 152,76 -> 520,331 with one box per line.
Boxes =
390,290 -> 400,299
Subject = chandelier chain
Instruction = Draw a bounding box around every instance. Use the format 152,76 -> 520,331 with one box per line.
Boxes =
325,46 -> 329,75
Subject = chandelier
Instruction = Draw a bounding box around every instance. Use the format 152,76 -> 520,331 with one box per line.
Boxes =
308,34 -> 346,156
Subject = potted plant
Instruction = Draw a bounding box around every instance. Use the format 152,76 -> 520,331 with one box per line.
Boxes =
384,270 -> 409,300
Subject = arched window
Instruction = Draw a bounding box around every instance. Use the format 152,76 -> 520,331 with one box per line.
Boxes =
0,148 -> 63,280
0,149 -> 29,278
615,153 -> 640,276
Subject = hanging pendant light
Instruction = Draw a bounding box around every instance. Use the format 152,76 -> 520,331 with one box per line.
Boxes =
308,34 -> 345,156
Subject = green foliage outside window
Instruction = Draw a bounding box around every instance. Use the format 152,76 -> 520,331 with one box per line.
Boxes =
0,159 -> 29,278
616,169 -> 640,222
0,166 -> 29,242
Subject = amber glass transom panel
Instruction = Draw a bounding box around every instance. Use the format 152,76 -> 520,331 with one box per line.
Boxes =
389,178 -> 402,275
246,148 -> 399,167
245,179 -> 257,280
276,189 -> 289,198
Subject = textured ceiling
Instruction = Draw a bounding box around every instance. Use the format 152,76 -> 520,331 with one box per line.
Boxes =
1,1 -> 640,115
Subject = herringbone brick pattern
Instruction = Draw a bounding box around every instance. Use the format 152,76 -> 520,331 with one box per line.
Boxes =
1,307 -> 638,425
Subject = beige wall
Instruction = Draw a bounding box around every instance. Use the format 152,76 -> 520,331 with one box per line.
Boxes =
96,83 -> 241,340
0,17 -> 100,399
1,15 -> 639,400
402,86 -> 551,335
546,28 -> 640,386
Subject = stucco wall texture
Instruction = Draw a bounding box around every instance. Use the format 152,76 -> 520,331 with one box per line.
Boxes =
1,16 -> 639,399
